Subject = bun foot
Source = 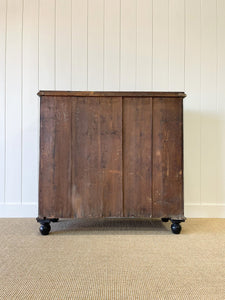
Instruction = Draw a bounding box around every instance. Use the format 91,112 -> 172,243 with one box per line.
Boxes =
171,222 -> 181,234
39,223 -> 51,235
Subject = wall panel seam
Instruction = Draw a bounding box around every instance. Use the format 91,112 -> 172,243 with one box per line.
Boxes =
54,0 -> 56,89
200,0 -> 202,206
119,0 -> 121,91
37,0 -> 40,201
135,0 -> 137,90
103,0 -> 105,91
87,0 -> 89,90
21,0 -> 24,205
70,0 -> 72,90
4,0 -> 8,204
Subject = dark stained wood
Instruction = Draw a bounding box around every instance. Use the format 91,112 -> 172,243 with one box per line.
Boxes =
38,90 -> 186,98
71,97 -> 123,218
38,92 -> 186,223
39,97 -> 72,218
123,98 -> 152,217
152,98 -> 183,218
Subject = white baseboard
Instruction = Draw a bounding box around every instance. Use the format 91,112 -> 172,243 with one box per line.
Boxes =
0,203 -> 225,218
185,203 -> 225,218
0,203 -> 38,218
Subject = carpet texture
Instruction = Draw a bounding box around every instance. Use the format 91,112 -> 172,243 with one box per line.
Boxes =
0,218 -> 225,299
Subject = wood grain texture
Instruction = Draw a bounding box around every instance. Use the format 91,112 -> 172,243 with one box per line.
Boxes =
123,98 -> 152,217
39,97 -> 72,218
71,97 -> 123,218
152,98 -> 183,218
38,91 -> 186,98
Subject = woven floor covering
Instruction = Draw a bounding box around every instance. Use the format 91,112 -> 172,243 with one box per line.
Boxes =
0,218 -> 225,300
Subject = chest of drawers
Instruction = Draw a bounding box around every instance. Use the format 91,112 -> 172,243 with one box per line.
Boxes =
36,91 -> 186,235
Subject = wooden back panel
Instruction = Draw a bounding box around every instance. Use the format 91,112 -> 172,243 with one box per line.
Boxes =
71,97 -> 123,218
123,97 -> 152,217
39,97 -> 72,217
152,98 -> 183,218
38,92 -> 185,219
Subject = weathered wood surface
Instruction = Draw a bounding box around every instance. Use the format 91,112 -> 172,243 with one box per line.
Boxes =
71,97 -> 123,218
38,92 -> 185,220
123,97 -> 152,217
39,97 -> 72,218
38,91 -> 186,98
152,98 -> 183,217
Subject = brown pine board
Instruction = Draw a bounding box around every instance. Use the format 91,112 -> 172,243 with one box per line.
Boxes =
39,97 -> 72,218
38,90 -> 186,98
123,97 -> 152,217
152,98 -> 183,218
71,97 -> 123,218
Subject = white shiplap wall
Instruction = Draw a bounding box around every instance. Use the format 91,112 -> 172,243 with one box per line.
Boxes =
0,0 -> 225,217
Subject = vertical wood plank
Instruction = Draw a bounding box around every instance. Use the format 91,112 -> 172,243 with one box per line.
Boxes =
22,0 -> 39,204
5,0 -> 23,203
88,0 -> 104,90
104,0 -> 120,90
55,0 -> 71,90
153,98 -> 183,217
120,0 -> 137,90
136,0 -> 153,90
217,0 -> 225,204
71,0 -> 87,90
123,98 -> 152,217
0,0 -> 6,202
71,97 -> 123,218
201,0 -> 217,205
39,0 -> 55,89
39,97 -> 72,218
184,0 -> 201,205
152,0 -> 169,91
169,0 -> 185,91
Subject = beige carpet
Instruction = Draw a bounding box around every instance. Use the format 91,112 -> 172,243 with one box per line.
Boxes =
0,218 -> 225,299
